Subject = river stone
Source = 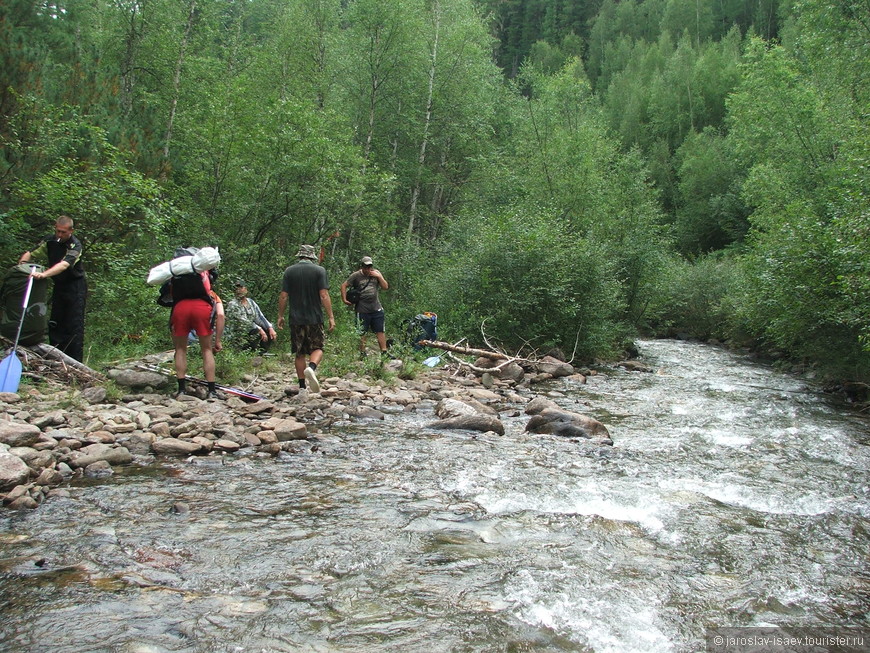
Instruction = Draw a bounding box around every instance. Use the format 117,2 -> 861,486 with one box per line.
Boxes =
0,392 -> 22,403
0,422 -> 41,448
0,452 -> 31,490
525,408 -> 612,445
259,417 -> 308,441
534,356 -> 575,378
428,414 -> 505,435
255,430 -> 278,444
465,388 -> 502,403
84,460 -> 114,477
472,358 -> 525,383
32,410 -> 66,429
214,439 -> 241,452
6,494 -> 39,510
81,386 -> 108,404
383,389 -> 416,405
152,438 -> 205,456
123,432 -> 156,455
524,396 -> 560,415
86,430 -> 117,444
237,400 -> 275,415
349,406 -> 386,420
618,360 -> 653,373
107,368 -> 173,390
69,443 -> 133,468
9,447 -> 53,471
435,397 -> 497,419
35,467 -> 64,486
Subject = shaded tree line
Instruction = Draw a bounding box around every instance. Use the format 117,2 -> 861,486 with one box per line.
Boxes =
0,0 -> 867,386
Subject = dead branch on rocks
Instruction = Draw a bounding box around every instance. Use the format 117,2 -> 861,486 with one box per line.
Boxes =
418,340 -> 511,361
1,336 -> 105,387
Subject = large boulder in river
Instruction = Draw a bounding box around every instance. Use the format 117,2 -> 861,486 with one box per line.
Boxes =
429,397 -> 504,434
429,414 -> 505,435
435,397 -> 497,418
524,396 -> 612,445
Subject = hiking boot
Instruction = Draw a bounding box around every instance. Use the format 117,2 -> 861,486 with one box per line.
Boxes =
206,391 -> 219,400
303,366 -> 320,393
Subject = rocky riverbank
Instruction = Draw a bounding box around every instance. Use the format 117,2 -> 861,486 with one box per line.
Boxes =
0,353 -> 620,510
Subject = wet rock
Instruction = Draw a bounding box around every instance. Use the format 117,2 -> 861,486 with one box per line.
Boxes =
0,422 -> 41,448
524,396 -> 559,415
348,406 -> 386,420
428,414 -> 505,435
6,494 -> 39,510
525,408 -> 612,445
435,397 -> 498,419
84,460 -> 114,477
618,360 -> 653,373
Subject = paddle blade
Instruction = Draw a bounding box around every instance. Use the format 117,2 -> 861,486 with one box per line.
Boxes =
0,353 -> 23,393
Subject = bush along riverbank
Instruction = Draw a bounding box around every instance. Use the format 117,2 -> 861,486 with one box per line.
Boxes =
0,352 -> 619,510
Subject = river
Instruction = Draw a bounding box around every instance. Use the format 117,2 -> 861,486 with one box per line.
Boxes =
1,339 -> 868,652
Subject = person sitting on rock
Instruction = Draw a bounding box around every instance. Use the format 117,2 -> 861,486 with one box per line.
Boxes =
226,279 -> 276,353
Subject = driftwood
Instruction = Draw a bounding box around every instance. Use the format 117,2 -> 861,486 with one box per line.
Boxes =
0,337 -> 105,386
418,340 -> 511,361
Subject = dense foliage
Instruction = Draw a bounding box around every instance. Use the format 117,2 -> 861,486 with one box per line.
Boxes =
0,0 -> 867,385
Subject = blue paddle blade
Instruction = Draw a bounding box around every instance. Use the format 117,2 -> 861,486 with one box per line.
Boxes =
0,353 -> 23,393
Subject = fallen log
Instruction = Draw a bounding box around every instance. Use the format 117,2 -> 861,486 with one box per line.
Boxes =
417,340 -> 511,361
0,337 -> 105,385
31,344 -> 105,380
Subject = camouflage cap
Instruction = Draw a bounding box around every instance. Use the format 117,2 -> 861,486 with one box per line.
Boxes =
296,244 -> 317,260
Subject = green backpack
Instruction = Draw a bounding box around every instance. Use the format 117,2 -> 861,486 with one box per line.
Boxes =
0,264 -> 49,346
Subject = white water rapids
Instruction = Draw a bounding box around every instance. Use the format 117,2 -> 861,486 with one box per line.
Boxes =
1,339 -> 868,652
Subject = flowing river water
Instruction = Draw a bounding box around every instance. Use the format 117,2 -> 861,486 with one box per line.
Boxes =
1,338 -> 868,652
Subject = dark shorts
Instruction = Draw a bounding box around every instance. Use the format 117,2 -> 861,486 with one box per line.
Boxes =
290,323 -> 325,355
357,309 -> 385,334
171,299 -> 213,337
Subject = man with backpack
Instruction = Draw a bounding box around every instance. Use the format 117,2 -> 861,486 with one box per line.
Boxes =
165,265 -> 220,399
341,255 -> 389,358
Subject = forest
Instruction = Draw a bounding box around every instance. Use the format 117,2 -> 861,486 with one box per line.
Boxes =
0,0 -> 867,388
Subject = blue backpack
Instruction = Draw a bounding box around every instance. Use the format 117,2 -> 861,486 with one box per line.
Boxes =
405,312 -> 437,350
